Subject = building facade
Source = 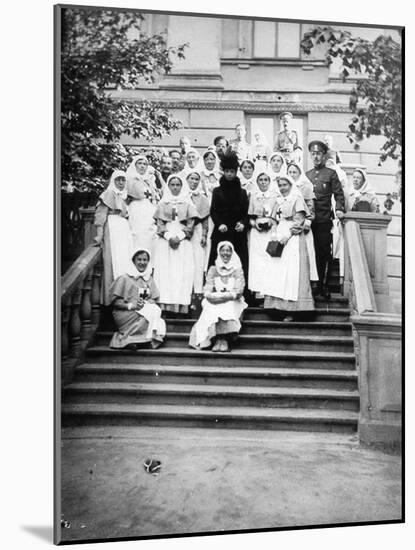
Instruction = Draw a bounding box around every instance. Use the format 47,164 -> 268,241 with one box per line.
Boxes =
114,12 -> 402,311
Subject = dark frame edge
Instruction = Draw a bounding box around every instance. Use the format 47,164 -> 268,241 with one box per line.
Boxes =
54,3 -> 62,546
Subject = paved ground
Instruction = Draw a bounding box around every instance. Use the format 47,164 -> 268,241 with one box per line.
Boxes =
59,427 -> 402,543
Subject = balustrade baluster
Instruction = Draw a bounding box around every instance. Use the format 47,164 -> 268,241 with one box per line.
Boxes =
80,269 -> 93,342
91,260 -> 102,327
61,296 -> 71,360
69,281 -> 83,359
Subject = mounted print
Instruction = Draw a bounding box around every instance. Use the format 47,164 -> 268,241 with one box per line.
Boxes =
55,4 -> 403,545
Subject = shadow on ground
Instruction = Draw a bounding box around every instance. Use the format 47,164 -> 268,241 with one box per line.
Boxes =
21,526 -> 53,543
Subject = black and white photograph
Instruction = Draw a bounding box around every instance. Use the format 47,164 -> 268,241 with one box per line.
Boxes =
54,2 -> 403,545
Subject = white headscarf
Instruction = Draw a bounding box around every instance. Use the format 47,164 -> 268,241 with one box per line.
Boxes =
128,248 -> 153,281
126,154 -> 157,194
159,174 -> 193,205
201,148 -> 221,178
180,147 -> 204,176
215,241 -> 242,276
186,171 -> 205,197
268,152 -> 288,178
251,171 -> 276,199
107,169 -> 128,200
286,161 -> 315,200
276,174 -> 307,218
348,169 -> 376,204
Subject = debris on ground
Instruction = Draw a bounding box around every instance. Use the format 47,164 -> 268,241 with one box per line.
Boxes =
61,519 -> 71,529
143,458 -> 162,475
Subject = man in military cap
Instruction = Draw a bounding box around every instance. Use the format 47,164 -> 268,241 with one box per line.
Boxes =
274,112 -> 301,163
306,140 -> 345,299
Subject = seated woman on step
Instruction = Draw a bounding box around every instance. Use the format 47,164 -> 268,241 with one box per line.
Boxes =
262,175 -> 315,321
109,249 -> 166,350
189,241 -> 248,352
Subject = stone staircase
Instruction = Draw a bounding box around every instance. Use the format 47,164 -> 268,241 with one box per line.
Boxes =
62,281 -> 359,433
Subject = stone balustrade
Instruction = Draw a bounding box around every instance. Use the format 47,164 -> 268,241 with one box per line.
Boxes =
343,212 -> 401,448
60,245 -> 102,385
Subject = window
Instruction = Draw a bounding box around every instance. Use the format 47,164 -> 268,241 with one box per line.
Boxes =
253,21 -> 301,59
221,20 -> 301,60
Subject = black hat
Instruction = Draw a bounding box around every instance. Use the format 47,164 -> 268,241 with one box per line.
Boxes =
308,140 -> 328,154
220,151 -> 239,171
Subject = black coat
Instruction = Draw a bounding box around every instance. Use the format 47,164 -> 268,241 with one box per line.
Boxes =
208,176 -> 249,278
305,165 -> 345,224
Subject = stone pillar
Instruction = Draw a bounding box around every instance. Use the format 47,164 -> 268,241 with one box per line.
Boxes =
343,212 -> 393,312
352,312 -> 402,447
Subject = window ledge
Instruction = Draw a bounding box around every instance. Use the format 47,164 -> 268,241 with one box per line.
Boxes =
221,58 -> 326,68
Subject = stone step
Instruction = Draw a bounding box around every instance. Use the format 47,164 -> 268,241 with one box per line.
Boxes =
86,346 -> 356,369
61,403 -> 358,433
243,307 -> 350,322
75,363 -> 358,390
167,319 -> 352,336
65,381 -> 359,410
94,331 -> 354,352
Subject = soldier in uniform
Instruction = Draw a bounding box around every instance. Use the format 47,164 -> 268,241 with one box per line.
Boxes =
274,112 -> 301,164
306,140 -> 345,299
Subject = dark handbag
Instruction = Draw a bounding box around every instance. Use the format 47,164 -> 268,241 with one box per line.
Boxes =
266,240 -> 285,257
352,200 -> 371,212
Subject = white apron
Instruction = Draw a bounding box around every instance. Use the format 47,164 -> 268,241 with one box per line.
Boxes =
262,219 -> 300,301
153,220 -> 194,306
107,214 -> 134,279
128,198 -> 157,258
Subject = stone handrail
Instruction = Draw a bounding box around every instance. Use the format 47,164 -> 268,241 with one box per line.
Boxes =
342,212 -> 401,447
61,245 -> 103,384
343,219 -> 377,314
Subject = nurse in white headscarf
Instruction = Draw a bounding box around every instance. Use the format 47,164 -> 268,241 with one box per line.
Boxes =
347,169 -> 380,213
263,175 -> 315,320
109,248 -> 166,349
189,241 -> 247,352
247,172 -> 280,297
267,151 -> 287,193
93,170 -> 134,305
126,154 -> 158,256
286,161 -> 319,282
153,174 -> 199,314
186,171 -> 210,295
179,147 -> 204,180
200,148 -> 221,271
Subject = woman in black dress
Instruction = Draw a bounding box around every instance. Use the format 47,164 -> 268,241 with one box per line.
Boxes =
208,152 -> 249,279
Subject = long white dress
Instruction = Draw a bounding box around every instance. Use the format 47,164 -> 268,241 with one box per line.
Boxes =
263,193 -> 314,311
153,201 -> 198,313
247,190 -> 280,295
94,184 -> 134,305
189,266 -> 247,349
126,173 -> 158,259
